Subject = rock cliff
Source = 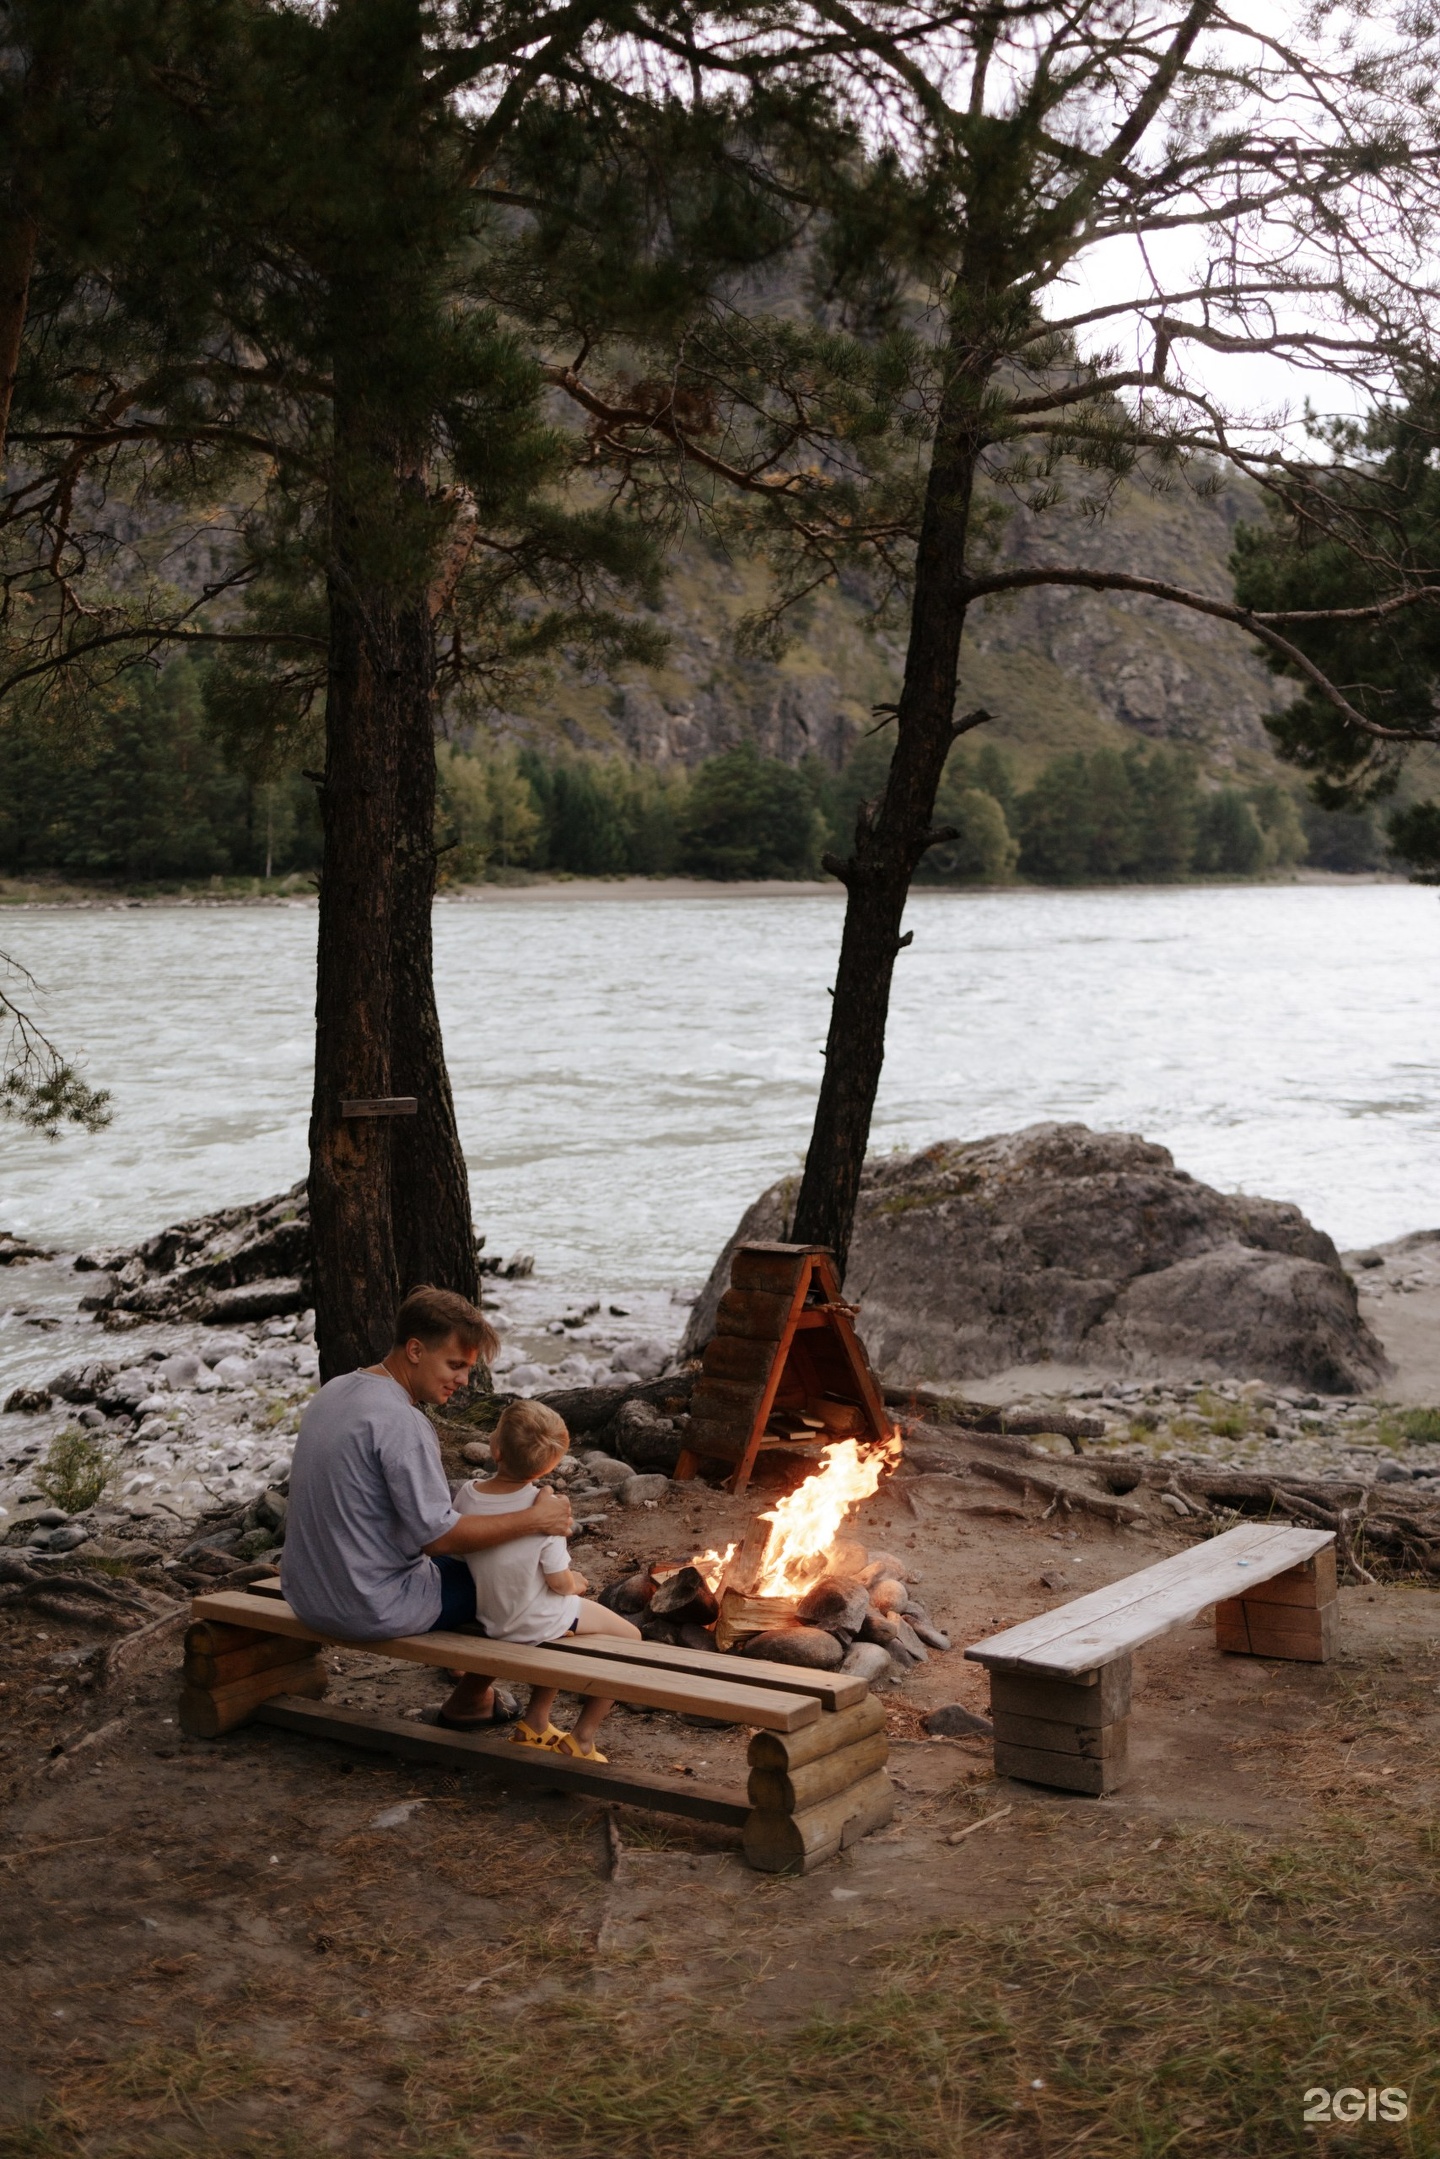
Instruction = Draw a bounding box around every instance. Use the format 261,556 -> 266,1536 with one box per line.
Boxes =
681,1125 -> 1389,1394
512,471 -> 1286,781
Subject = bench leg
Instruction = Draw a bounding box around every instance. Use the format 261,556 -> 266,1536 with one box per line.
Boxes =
743,1696 -> 894,1871
1215,1547 -> 1338,1663
179,1624 -> 328,1738
989,1659 -> 1131,1796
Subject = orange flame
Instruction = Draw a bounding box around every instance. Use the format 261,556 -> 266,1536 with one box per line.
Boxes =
688,1542 -> 737,1592
749,1430 -> 902,1598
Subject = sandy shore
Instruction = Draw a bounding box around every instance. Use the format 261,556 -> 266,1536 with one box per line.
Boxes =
1,867 -> 1407,908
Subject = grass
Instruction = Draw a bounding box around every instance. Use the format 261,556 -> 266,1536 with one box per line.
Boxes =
4,1638 -> 1436,2159
1192,1389 -> 1256,1441
24,1801 -> 1426,2159
35,1430 -> 111,1515
1378,1408 -> 1440,1450
390,1812 -> 1437,2159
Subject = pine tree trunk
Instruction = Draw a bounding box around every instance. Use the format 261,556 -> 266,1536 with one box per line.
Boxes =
310,376 -> 479,1373
309,536 -> 422,1378
0,210 -> 37,473
790,353 -> 989,1276
388,693 -> 478,1302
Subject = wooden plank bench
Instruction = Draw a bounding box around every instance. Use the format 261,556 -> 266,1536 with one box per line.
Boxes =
180,1587 -> 895,1873
964,1523 -> 1337,1795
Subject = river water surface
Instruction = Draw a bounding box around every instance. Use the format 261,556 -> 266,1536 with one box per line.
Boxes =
2,881 -> 1438,1292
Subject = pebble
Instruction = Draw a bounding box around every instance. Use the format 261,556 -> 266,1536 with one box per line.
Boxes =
45,1524 -> 91,1552
922,1702 -> 993,1738
612,1339 -> 671,1381
839,1642 -> 894,1683
582,1454 -> 635,1490
618,1473 -> 670,1507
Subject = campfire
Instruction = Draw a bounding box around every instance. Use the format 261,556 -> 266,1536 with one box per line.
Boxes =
607,1429 -> 950,1673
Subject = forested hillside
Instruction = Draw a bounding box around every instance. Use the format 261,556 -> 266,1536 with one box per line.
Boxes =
0,467 -> 1401,885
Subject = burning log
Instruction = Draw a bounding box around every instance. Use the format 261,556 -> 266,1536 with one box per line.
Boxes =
712,1435 -> 901,1648
796,1575 -> 870,1636
652,1427 -> 950,1684
599,1570 -> 658,1617
648,1567 -> 718,1629
713,1516 -> 800,1649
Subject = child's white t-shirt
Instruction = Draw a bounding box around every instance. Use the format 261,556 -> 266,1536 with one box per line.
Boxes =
454,1478 -> 580,1645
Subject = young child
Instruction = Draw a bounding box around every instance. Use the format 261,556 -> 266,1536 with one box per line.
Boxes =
455,1399 -> 640,1760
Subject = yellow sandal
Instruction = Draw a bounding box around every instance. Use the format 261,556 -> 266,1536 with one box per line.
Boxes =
508,1721 -> 565,1750
551,1731 -> 607,1762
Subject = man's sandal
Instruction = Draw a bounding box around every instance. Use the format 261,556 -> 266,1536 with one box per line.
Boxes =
508,1722 -> 566,1750
551,1731 -> 607,1762
436,1707 -> 502,1732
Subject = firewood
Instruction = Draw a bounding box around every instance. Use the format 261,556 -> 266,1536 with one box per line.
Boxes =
648,1566 -> 718,1625
795,1575 -> 869,1635
742,1769 -> 895,1874
747,1730 -> 890,1814
747,1694 -> 887,1772
722,1514 -> 781,1598
714,1288 -> 792,1339
714,1590 -> 793,1650
599,1570 -> 656,1616
178,1655 -> 328,1738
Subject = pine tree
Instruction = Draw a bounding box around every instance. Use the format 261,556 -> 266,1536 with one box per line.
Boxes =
5,0 -> 734,1369
553,0 -> 1440,1271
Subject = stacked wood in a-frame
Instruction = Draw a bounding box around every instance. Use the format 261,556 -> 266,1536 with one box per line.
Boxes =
179,1614 -> 328,1738
742,1694 -> 894,1872
682,1241 -> 891,1493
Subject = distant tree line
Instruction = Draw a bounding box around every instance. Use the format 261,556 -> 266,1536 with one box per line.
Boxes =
0,660 -> 321,883
437,729 -> 1387,885
0,661 -> 1390,886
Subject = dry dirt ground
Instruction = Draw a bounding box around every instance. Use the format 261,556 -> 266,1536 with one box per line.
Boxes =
2,1467 -> 1438,2159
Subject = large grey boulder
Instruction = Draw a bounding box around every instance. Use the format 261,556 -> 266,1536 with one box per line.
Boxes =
681,1123 -> 1388,1394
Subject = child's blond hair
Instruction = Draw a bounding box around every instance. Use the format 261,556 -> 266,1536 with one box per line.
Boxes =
492,1399 -> 570,1480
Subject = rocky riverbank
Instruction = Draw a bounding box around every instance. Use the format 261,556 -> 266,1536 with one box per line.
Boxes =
4,1130 -> 1440,1559
0,1183 -> 693,1546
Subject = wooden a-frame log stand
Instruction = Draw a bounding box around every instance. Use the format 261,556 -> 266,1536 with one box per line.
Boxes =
677,1242 -> 891,1493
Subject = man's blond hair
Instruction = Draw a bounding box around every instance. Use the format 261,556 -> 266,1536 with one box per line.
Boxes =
492,1399 -> 570,1480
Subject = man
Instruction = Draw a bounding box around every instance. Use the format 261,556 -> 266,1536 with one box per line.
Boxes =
282,1283 -> 570,1727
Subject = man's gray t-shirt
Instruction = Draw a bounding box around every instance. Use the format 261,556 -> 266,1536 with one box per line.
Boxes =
280,1370 -> 459,1640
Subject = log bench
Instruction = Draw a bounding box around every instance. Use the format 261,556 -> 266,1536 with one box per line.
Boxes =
964,1523 -> 1337,1795
180,1587 -> 894,1873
